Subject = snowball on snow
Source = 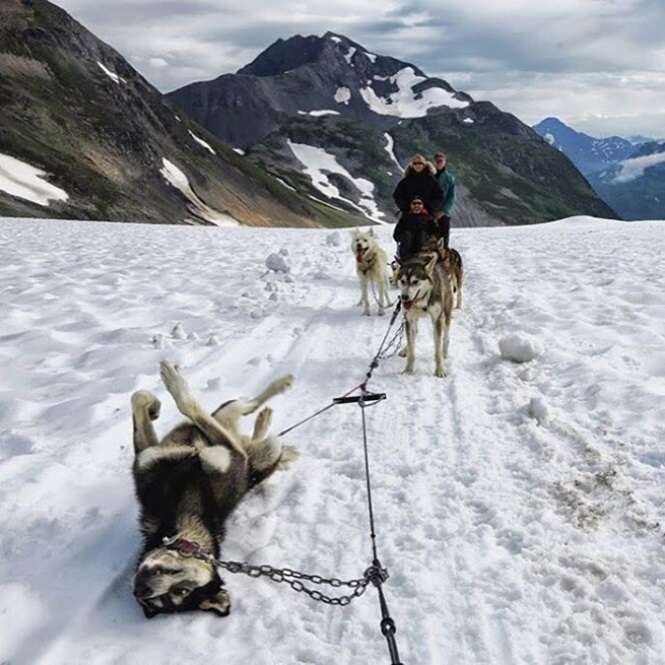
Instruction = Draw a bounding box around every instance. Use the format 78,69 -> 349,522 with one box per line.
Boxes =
498,333 -> 544,363
326,231 -> 342,246
528,396 -> 550,424
265,253 -> 290,273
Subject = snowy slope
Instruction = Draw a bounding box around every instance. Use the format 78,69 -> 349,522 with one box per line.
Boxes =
1,216 -> 664,665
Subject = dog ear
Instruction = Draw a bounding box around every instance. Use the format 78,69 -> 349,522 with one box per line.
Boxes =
368,228 -> 375,236
198,588 -> 231,617
424,252 -> 439,275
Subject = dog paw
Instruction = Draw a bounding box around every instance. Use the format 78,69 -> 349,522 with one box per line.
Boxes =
401,367 -> 414,375
131,391 -> 161,420
160,361 -> 195,412
434,367 -> 447,378
378,309 -> 385,316
272,374 -> 294,394
254,407 -> 273,436
279,444 -> 299,468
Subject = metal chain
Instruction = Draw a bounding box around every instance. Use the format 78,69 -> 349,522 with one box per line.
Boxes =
215,559 -> 374,606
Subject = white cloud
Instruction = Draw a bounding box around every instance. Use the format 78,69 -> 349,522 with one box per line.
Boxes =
613,151 -> 665,183
148,57 -> 169,68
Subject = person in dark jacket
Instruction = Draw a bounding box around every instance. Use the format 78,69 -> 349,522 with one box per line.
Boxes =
393,154 -> 443,218
393,197 -> 440,259
433,151 -> 456,248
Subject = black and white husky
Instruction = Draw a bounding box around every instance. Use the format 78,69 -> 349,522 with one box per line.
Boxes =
131,361 -> 295,618
397,248 -> 455,377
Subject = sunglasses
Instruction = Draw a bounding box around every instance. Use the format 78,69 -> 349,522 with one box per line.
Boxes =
412,161 -> 424,166
435,158 -> 445,162
411,201 -> 424,206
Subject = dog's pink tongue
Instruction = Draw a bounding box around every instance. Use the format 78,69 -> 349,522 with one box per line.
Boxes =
356,253 -> 364,262
403,300 -> 412,310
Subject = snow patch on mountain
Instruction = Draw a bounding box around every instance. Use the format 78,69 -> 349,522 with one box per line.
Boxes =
363,52 -> 377,63
159,158 -> 239,227
274,176 -> 296,192
384,133 -> 403,171
613,152 -> 665,184
0,152 -> 69,206
343,47 -> 357,65
334,87 -> 351,105
544,133 -> 555,145
287,140 -> 385,222
360,67 -> 468,118
187,130 -> 216,155
299,110 -> 340,117
97,61 -> 124,84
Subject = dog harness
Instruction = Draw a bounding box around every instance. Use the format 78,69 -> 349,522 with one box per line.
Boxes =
356,249 -> 376,274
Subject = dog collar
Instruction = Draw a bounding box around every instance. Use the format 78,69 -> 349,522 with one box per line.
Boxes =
162,536 -> 215,564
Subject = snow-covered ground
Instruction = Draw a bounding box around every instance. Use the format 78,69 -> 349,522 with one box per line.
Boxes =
1,216 -> 664,665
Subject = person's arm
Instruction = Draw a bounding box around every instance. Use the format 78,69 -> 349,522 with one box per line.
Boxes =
442,174 -> 456,216
393,216 -> 406,241
427,218 -> 441,238
393,180 -> 408,214
429,177 -> 444,218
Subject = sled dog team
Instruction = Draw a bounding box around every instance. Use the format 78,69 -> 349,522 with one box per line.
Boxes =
129,152 -> 461,619
353,150 -> 463,379
352,227 -> 463,379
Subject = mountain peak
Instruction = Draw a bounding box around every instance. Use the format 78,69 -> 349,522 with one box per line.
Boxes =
237,33 -> 328,77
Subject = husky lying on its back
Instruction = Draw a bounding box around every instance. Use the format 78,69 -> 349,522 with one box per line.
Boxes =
131,362 -> 295,618
351,228 -> 390,316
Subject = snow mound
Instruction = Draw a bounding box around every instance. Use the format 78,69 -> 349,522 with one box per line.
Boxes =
0,152 -> 69,207
326,231 -> 342,246
498,333 -> 544,363
265,253 -> 290,273
528,396 -> 550,424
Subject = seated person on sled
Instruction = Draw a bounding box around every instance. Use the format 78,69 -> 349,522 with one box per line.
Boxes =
393,197 -> 441,259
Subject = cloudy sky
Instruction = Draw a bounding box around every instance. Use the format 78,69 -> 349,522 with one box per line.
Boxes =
57,0 -> 665,137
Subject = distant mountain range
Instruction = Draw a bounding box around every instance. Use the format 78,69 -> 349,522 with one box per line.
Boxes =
0,0 -> 363,227
533,117 -> 665,220
167,33 -> 615,227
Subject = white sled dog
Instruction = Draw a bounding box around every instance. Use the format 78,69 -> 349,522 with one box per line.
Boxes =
351,228 -> 390,316
131,361 -> 296,618
397,246 -> 455,377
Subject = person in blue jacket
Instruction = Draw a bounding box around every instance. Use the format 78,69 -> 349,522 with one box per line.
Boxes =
433,151 -> 456,248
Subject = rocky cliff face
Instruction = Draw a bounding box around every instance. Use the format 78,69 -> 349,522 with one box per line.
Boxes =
0,2 -> 362,227
168,33 -> 616,226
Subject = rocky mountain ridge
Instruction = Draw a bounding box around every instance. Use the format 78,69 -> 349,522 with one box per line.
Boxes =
0,1 -> 361,227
